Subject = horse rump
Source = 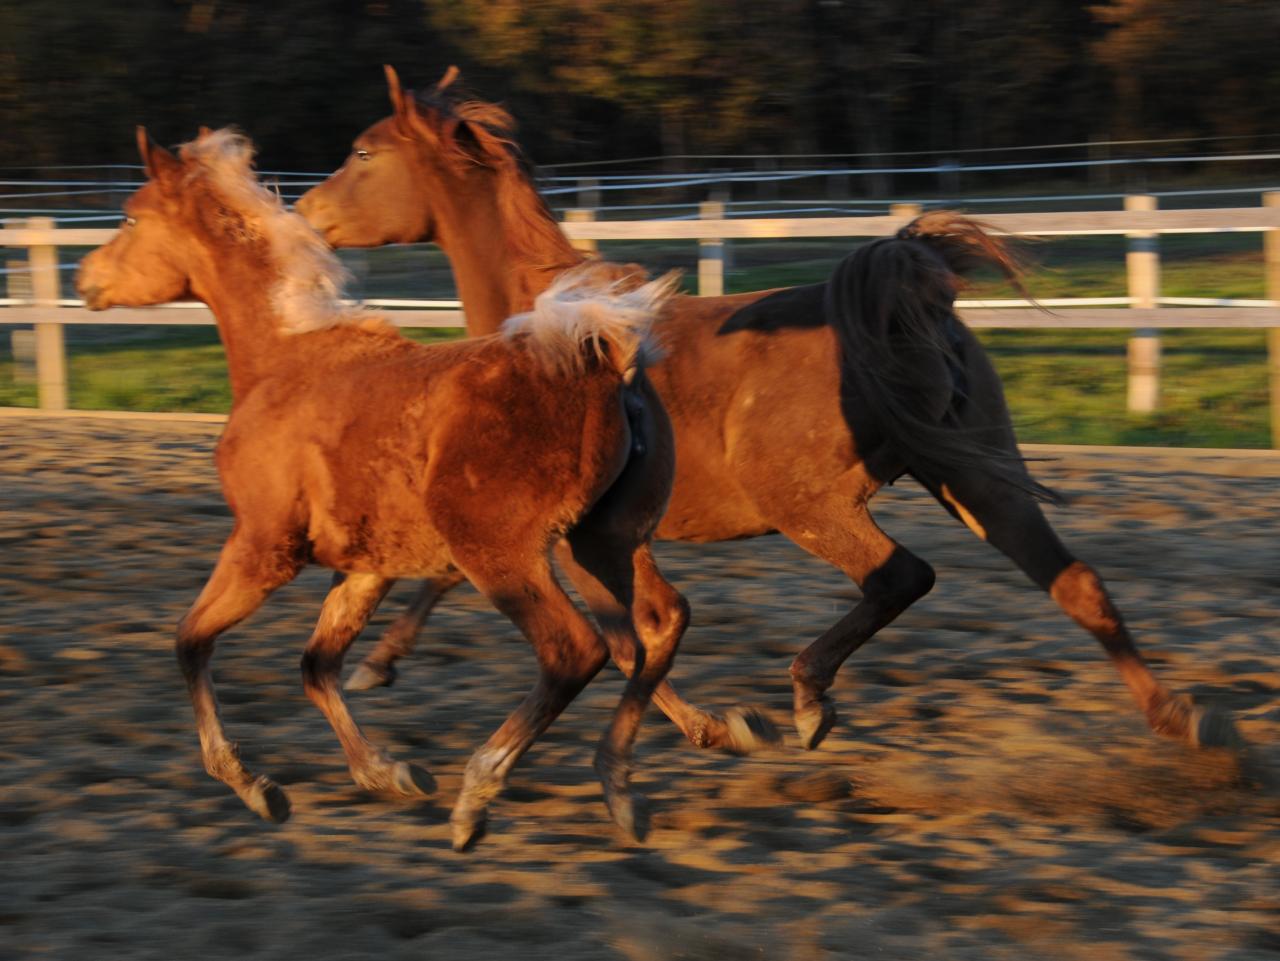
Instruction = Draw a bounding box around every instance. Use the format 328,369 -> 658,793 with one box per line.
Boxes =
825,211 -> 1059,504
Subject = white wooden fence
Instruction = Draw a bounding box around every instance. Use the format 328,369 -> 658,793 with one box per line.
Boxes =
4,196 -> 1280,445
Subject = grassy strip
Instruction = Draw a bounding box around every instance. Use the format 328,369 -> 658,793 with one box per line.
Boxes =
1,240 -> 1272,447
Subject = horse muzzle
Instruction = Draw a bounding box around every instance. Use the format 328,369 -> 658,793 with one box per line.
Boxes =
77,283 -> 110,311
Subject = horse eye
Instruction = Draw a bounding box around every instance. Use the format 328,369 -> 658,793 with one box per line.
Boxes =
355,148 -> 371,161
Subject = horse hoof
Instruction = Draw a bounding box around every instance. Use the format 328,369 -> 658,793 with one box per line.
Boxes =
605,788 -> 647,843
344,661 -> 396,692
243,776 -> 291,823
723,707 -> 782,755
795,699 -> 838,751
450,807 -> 487,853
1190,705 -> 1244,750
390,761 -> 436,797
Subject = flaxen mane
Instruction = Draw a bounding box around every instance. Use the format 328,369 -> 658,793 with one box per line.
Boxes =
178,129 -> 361,334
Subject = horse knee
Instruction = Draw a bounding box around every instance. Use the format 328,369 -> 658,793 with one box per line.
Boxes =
299,648 -> 343,692
1049,561 -> 1124,636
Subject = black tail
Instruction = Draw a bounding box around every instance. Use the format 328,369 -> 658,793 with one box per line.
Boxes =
826,211 -> 1059,504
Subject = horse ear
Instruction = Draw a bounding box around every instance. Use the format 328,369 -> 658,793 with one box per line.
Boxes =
384,64 -> 441,146
384,64 -> 408,118
436,65 -> 460,92
136,126 -> 181,191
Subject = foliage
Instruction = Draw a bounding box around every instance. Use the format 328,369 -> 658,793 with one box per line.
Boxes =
1,0 -> 1274,172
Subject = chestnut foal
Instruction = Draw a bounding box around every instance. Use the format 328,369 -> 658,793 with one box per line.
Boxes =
77,127 -> 689,850
296,67 -> 1242,757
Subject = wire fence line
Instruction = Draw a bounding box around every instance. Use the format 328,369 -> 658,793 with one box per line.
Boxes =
2,145 -> 1280,224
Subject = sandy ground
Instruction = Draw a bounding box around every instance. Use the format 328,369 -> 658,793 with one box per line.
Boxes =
1,416 -> 1277,961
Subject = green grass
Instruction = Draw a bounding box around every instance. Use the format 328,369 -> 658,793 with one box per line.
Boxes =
977,328 -> 1271,448
2,237 -> 1274,448
0,326 -> 462,414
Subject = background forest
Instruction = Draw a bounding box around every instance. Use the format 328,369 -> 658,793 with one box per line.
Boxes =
3,0 -> 1278,173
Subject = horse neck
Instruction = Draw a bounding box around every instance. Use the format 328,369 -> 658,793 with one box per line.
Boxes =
189,246 -> 294,401
432,166 -> 584,336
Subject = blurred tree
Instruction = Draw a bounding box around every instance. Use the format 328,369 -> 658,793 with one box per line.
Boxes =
1091,0 -> 1280,146
0,0 -> 1271,177
0,0 -> 458,170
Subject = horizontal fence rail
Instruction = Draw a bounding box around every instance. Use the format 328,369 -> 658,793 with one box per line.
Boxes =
3,198 -> 1280,446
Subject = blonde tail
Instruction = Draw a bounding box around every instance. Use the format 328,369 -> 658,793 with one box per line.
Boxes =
503,262 -> 679,380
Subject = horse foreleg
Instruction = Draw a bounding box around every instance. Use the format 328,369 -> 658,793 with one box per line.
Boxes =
176,533 -> 300,822
301,572 -> 435,798
449,560 -> 609,851
345,572 -> 465,691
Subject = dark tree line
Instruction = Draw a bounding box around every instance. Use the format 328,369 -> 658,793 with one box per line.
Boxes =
2,0 -> 1277,173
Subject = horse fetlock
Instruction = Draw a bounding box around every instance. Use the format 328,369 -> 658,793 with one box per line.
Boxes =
1146,692 -> 1195,741
203,741 -> 248,783
788,657 -> 833,697
380,621 -> 420,657
353,756 -> 433,797
1146,694 -> 1244,750
685,713 -> 726,750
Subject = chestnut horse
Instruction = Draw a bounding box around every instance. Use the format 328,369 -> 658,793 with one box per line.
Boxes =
297,67 -> 1239,754
76,127 -> 692,850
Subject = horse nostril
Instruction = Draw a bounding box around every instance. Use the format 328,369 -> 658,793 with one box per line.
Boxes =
80,285 -> 106,310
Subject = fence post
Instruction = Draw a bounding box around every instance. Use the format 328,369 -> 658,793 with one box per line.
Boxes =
890,202 -> 922,226
698,199 -> 725,297
29,216 -> 68,411
564,208 -> 597,256
576,177 -> 601,211
1125,195 -> 1160,413
1266,192 -> 1280,448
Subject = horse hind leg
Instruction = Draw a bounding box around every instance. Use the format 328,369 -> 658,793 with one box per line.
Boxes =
301,572 -> 435,798
555,534 -> 699,835
176,533 -> 300,822
448,558 -> 611,852
927,470 -> 1242,749
344,572 -> 465,692
775,498 -> 937,750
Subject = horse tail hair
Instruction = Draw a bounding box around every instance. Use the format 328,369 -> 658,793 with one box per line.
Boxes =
827,211 -> 1060,504
503,262 -> 679,381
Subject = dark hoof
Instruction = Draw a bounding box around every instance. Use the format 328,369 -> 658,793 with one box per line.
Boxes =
1190,705 -> 1245,751
605,788 -> 648,843
450,806 -> 487,853
795,698 -> 838,751
723,707 -> 783,755
242,776 -> 291,823
344,660 -> 396,692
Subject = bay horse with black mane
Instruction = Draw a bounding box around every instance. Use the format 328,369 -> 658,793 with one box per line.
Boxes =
76,126 -> 690,850
296,66 -> 1240,754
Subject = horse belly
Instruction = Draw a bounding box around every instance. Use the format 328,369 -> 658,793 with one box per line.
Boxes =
657,455 -> 772,541
307,501 -> 452,577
